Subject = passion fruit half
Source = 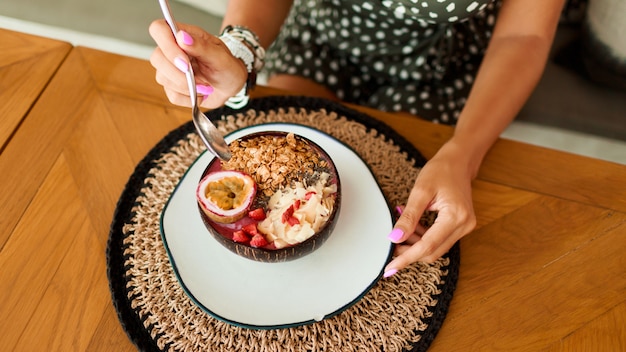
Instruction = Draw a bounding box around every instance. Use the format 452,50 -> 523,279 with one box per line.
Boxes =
196,170 -> 256,224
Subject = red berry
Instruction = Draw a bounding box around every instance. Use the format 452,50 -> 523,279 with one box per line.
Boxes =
248,208 -> 266,220
242,223 -> 259,236
282,204 -> 295,223
250,234 -> 269,248
232,230 -> 250,243
287,216 -> 300,226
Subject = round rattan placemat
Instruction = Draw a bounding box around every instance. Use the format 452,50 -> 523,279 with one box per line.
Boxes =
107,96 -> 459,352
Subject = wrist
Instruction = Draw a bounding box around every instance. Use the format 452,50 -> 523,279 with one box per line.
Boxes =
435,137 -> 484,180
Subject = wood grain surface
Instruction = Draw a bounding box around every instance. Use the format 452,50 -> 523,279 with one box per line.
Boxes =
0,29 -> 71,150
1,37 -> 624,351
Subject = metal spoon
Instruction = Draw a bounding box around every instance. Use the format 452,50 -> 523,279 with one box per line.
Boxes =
158,0 -> 231,161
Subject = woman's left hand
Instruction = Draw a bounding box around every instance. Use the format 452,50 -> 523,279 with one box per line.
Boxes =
383,141 -> 477,277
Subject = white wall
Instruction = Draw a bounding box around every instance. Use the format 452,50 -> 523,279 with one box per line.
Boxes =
587,0 -> 626,59
176,0 -> 228,17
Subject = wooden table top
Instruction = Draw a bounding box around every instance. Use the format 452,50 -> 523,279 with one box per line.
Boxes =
1,41 -> 624,351
0,29 -> 72,151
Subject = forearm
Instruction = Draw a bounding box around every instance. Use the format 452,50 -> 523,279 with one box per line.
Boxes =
442,0 -> 565,178
221,0 -> 294,48
448,35 -> 553,177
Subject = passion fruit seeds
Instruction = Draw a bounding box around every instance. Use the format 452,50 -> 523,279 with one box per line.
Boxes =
196,170 -> 256,224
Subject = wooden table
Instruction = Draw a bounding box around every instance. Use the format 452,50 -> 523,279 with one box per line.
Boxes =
0,29 -> 72,151
1,43 -> 624,351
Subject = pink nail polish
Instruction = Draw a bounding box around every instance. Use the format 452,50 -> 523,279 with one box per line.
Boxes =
196,84 -> 214,96
181,31 -> 194,46
387,228 -> 404,242
395,206 -> 403,216
383,268 -> 398,278
174,57 -> 188,73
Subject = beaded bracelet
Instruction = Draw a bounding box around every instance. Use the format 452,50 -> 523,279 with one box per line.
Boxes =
219,25 -> 265,109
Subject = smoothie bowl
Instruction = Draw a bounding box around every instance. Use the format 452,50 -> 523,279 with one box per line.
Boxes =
196,131 -> 341,262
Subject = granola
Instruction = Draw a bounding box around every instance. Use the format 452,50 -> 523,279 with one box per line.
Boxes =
221,132 -> 329,197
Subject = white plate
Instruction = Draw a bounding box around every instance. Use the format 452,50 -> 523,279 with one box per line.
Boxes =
161,123 -> 393,329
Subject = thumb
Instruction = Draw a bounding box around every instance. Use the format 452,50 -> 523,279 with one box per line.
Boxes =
173,24 -> 222,58
174,25 -> 247,98
388,191 -> 432,244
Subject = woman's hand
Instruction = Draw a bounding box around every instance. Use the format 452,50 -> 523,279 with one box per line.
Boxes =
383,140 -> 477,277
148,20 -> 248,109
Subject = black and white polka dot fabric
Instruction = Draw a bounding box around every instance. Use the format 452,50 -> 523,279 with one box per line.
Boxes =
264,0 -> 501,124
380,0 -> 494,23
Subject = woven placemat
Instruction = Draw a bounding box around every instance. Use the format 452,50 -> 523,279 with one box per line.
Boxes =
107,96 -> 459,352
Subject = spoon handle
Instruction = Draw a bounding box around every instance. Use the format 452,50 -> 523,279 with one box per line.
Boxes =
158,0 -> 198,107
156,0 -> 231,161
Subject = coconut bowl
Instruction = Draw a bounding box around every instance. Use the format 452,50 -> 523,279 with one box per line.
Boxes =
196,131 -> 341,263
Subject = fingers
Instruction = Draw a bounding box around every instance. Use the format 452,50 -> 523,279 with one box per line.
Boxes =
384,205 -> 476,277
383,176 -> 476,277
172,24 -> 225,62
382,140 -> 479,278
149,20 -> 209,59
148,19 -> 248,108
394,206 -> 427,237
149,20 -> 195,106
149,21 -> 222,106
384,216 -> 453,275
387,180 -> 433,245
396,219 -> 456,261
382,181 -> 433,279
400,232 -> 423,246
384,221 -> 453,278
149,19 -> 180,55
150,47 -> 191,106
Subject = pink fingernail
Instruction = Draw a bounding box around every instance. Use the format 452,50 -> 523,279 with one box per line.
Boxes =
387,228 -> 404,242
181,30 -> 194,46
174,57 -> 188,73
196,84 -> 214,96
395,206 -> 403,216
383,269 -> 398,278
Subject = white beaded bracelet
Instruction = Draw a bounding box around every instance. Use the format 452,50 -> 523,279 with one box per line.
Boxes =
219,33 -> 255,72
225,26 -> 266,72
219,26 -> 265,109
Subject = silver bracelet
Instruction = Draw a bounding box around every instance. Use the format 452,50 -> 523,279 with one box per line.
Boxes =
219,26 -> 265,109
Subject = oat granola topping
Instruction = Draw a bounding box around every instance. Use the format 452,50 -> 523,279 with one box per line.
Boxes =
221,133 -> 329,197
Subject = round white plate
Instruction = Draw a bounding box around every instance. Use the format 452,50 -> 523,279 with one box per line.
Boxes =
160,123 -> 393,329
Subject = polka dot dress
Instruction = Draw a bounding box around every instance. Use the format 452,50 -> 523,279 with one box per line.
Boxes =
264,0 -> 501,124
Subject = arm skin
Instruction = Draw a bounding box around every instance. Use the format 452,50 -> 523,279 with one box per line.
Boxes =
221,0 -> 294,49
453,0 -> 567,178
384,0 -> 567,275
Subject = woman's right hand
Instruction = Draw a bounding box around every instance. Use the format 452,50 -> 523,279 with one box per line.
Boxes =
148,19 -> 248,109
